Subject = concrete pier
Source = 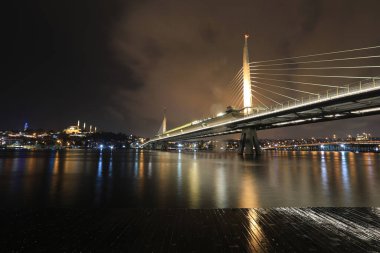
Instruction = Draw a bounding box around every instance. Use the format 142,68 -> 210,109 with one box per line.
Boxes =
239,128 -> 261,155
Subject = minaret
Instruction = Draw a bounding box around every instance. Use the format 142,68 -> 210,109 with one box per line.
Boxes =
243,34 -> 253,115
78,120 -> 80,128
94,127 -> 97,133
83,122 -> 86,131
90,125 -> 92,133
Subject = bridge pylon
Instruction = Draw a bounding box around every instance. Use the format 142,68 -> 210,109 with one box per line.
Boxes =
239,128 -> 261,155
243,34 -> 253,115
157,108 -> 167,135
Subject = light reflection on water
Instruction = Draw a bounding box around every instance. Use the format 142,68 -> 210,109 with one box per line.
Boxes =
0,149 -> 379,208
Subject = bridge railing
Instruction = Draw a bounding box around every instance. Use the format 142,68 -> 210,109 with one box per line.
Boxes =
247,78 -> 380,117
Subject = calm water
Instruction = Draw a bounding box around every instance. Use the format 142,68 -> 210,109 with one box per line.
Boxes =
0,149 -> 379,207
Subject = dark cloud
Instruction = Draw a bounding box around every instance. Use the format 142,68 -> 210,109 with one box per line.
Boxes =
299,0 -> 322,34
2,0 -> 380,138
2,0 -> 140,131
199,24 -> 219,44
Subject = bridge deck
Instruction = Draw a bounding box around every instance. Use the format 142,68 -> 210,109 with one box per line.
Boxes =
1,208 -> 379,252
147,79 -> 380,143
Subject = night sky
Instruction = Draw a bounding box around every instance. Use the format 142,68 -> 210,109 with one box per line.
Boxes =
3,0 -> 380,138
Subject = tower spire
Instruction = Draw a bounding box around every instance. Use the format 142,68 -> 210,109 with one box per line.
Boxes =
243,34 -> 253,115
157,108 -> 167,135
162,108 -> 167,133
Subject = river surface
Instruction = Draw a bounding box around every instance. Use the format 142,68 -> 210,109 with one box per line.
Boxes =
0,149 -> 379,207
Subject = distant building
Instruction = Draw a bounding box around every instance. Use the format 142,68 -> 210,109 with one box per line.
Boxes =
63,126 -> 82,135
357,133 -> 371,141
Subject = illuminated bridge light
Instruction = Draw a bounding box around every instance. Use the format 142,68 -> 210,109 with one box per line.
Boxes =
273,119 -> 306,126
352,107 -> 380,114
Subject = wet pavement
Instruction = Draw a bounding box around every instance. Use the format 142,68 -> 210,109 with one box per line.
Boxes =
0,208 -> 379,252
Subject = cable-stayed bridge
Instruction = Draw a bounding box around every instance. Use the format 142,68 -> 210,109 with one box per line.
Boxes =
144,36 -> 380,154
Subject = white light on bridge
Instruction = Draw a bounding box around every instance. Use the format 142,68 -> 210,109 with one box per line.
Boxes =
273,119 -> 306,126
352,107 -> 380,114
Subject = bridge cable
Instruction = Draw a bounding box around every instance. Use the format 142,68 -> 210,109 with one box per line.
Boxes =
251,94 -> 269,109
231,92 -> 242,109
251,89 -> 283,105
251,72 -> 376,79
251,83 -> 301,101
229,72 -> 244,96
227,70 -> 244,105
250,45 -> 380,64
230,81 -> 244,106
231,95 -> 243,109
227,68 -> 243,88
231,86 -> 244,108
249,55 -> 380,68
252,80 -> 319,96
250,65 -> 380,71
230,75 -> 244,95
230,82 -> 242,106
234,87 -> 246,109
251,76 -> 348,89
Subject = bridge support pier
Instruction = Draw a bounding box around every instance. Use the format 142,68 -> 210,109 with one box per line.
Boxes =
239,128 -> 261,155
155,142 -> 168,151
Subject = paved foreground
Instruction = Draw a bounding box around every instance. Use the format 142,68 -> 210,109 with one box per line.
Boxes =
0,208 -> 379,252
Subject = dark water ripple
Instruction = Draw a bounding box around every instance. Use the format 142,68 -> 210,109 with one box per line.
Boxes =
0,149 -> 379,207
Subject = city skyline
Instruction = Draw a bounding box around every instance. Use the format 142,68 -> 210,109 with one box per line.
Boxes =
3,0 -> 380,138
